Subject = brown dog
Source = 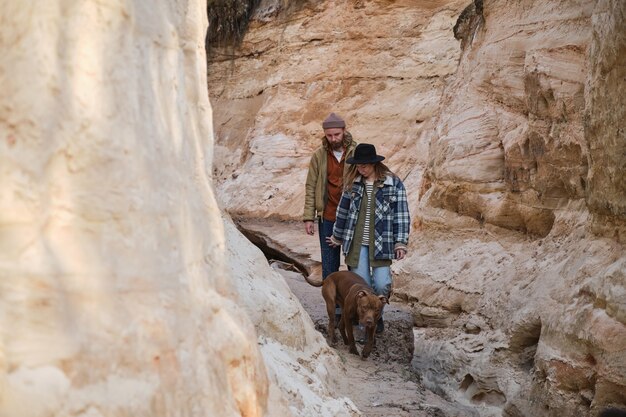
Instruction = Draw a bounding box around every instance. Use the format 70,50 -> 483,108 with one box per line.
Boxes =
322,271 -> 387,359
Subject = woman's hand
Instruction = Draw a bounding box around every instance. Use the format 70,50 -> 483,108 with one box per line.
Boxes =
395,247 -> 407,260
326,236 -> 341,248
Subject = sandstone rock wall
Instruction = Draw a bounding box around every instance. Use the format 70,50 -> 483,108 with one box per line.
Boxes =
0,2 -> 265,415
208,0 -> 468,219
401,0 -> 626,415
0,2 -> 358,416
222,217 -> 360,417
421,0 -> 595,237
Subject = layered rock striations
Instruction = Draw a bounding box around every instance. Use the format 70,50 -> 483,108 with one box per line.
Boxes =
421,0 -> 596,237
402,0 -> 626,415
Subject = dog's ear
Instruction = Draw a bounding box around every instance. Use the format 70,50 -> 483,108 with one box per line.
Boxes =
357,290 -> 367,298
378,295 -> 388,304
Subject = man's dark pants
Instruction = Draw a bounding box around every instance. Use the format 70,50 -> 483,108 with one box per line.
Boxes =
318,217 -> 341,279
318,217 -> 342,319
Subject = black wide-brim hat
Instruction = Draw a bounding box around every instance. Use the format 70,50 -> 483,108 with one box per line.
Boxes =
346,143 -> 385,164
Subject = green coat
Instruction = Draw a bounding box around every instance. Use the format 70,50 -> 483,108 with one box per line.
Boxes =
303,132 -> 357,221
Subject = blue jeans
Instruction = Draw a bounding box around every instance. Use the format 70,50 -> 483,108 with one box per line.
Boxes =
318,218 -> 341,279
350,245 -> 392,298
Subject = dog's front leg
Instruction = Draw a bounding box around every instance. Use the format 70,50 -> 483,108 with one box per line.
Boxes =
338,315 -> 349,345
345,318 -> 359,355
327,321 -> 336,346
326,308 -> 337,346
361,326 -> 376,359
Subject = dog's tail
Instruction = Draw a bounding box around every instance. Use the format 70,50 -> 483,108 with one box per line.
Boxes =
303,265 -> 323,287
303,275 -> 323,287
271,259 -> 323,287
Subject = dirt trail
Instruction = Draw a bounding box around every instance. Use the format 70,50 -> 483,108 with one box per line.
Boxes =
274,265 -> 470,417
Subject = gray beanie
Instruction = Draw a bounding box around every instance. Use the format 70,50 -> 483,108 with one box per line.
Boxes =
322,112 -> 346,129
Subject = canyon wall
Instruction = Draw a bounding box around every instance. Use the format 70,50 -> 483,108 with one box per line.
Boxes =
405,1 -> 626,415
419,0 -> 623,240
0,1 -> 357,416
209,0 -> 469,218
208,0 -> 626,416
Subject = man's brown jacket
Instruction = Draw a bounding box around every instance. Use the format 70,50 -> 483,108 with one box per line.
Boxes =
303,132 -> 357,221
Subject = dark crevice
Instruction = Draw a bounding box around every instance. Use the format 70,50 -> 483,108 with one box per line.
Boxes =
234,220 -> 313,277
453,0 -> 484,50
460,374 -> 475,391
510,318 -> 542,371
206,0 -> 262,47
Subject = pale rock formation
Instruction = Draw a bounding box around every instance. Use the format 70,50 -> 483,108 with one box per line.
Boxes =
208,0 -> 626,415
401,0 -> 626,415
0,1 -> 358,416
222,217 -> 360,417
420,0 -> 595,237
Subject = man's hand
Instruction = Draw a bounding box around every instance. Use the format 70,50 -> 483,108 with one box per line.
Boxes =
304,221 -> 315,235
326,236 -> 341,247
395,248 -> 407,260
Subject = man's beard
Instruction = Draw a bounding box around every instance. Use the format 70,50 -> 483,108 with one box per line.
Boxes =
330,139 -> 344,150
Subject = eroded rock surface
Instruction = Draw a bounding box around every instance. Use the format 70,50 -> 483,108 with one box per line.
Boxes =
421,0 -> 595,237
208,0 -> 468,219
407,1 -> 626,415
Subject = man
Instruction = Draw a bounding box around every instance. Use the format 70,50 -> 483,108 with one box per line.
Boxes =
303,112 -> 357,280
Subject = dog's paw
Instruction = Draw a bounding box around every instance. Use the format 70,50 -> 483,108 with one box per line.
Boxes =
349,345 -> 359,355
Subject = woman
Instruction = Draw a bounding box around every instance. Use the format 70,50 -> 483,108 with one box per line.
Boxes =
327,143 -> 410,333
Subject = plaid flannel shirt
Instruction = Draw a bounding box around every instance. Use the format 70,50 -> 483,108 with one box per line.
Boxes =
332,175 -> 410,259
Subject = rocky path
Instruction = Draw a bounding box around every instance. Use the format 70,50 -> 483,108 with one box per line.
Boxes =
275,265 -> 466,417
237,218 -> 477,417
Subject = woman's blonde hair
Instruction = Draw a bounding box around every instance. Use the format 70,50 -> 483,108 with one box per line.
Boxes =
343,162 -> 395,191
